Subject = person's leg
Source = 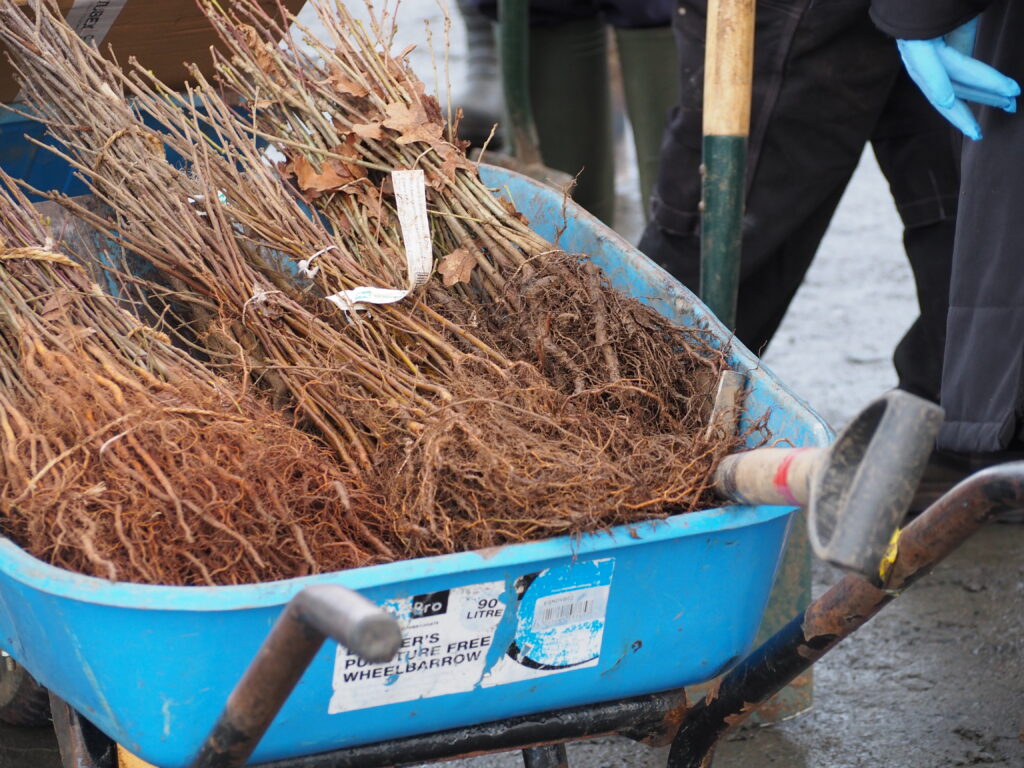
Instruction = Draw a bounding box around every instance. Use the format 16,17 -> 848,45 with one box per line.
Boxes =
613,23 -> 678,219
451,0 -> 504,149
588,1 -> 677,220
936,1 -> 1024,454
527,16 -> 616,225
476,0 -> 616,224
868,70 -> 959,405
639,0 -> 900,354
891,221 -> 957,401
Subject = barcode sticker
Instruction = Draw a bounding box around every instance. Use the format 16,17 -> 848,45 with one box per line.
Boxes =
481,560 -> 613,687
532,587 -> 608,631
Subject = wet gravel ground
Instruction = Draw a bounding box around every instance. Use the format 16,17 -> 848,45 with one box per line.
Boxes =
1,5 -> 1022,767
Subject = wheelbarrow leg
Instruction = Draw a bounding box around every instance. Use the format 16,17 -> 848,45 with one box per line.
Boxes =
522,744 -> 569,767
665,462 -> 1024,768
49,692 -> 116,768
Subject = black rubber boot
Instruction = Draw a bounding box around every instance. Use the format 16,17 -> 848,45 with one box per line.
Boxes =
527,17 -> 615,226
451,0 -> 504,149
614,25 -> 680,221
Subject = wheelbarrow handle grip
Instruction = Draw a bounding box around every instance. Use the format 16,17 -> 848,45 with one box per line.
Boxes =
294,584 -> 401,664
189,585 -> 400,768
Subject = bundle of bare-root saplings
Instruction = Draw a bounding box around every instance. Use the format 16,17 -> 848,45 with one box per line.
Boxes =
0,174 -> 390,585
0,0 -> 745,582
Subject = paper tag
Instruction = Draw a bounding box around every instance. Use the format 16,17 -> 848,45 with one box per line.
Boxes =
66,0 -> 128,46
391,169 -> 433,288
325,169 -> 432,312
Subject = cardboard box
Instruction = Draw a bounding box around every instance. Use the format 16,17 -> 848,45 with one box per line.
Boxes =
1,0 -> 305,103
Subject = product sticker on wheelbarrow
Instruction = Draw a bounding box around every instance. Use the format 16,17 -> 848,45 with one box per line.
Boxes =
329,558 -> 614,713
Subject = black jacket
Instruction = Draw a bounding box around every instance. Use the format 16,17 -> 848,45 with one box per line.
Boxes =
870,0 -> 993,39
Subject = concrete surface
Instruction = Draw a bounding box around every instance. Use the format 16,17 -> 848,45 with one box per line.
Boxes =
1,5 -> 1022,768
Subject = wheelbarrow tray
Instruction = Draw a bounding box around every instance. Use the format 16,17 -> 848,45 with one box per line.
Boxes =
0,166 -> 830,767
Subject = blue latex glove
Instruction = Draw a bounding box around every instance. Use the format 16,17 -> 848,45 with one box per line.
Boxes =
898,18 -> 1020,140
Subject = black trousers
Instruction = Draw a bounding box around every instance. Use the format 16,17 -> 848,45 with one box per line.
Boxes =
934,0 -> 1024,451
638,0 -> 959,403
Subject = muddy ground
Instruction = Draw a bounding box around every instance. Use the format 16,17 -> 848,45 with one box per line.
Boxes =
1,5 -> 1021,767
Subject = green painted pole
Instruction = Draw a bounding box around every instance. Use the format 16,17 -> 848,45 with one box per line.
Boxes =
699,0 -> 754,330
700,135 -> 744,329
497,0 -> 543,167
699,0 -> 813,721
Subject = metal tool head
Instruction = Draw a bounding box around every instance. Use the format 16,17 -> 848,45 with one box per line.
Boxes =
808,390 -> 944,579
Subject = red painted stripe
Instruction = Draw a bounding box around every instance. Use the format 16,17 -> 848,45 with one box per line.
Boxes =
773,449 -> 809,506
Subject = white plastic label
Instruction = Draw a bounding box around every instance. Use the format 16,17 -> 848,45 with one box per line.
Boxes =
325,169 -> 432,312
328,559 -> 614,713
326,287 -> 410,311
66,0 -> 128,46
392,169 -> 433,287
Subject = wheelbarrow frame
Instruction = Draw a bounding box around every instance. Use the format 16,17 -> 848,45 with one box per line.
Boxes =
0,164 -> 828,767
46,462 -> 1024,768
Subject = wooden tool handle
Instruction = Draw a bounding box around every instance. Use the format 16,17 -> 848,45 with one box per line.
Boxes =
702,0 -> 756,138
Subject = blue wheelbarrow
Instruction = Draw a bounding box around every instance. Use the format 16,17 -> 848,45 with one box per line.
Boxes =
0,164 -> 1019,768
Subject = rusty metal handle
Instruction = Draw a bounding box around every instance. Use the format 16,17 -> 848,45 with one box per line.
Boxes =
189,585 -> 400,768
669,461 -> 1024,767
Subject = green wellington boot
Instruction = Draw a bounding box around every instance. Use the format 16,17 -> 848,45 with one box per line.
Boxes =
451,0 -> 504,149
527,17 -> 615,226
614,25 -> 680,220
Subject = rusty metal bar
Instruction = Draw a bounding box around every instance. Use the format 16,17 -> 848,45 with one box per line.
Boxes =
666,462 -> 1024,768
189,585 -> 401,768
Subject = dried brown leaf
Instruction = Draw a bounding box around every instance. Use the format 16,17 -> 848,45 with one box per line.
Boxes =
438,247 -> 477,287
498,197 -> 530,225
331,143 -> 369,178
383,101 -> 443,146
239,25 -> 284,85
351,122 -> 383,140
287,144 -> 368,200
437,145 -> 471,181
328,66 -> 369,97
289,155 -> 346,198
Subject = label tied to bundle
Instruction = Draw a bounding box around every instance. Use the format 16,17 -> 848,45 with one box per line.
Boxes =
328,559 -> 614,714
66,0 -> 128,46
392,169 -> 433,287
325,169 -> 432,312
